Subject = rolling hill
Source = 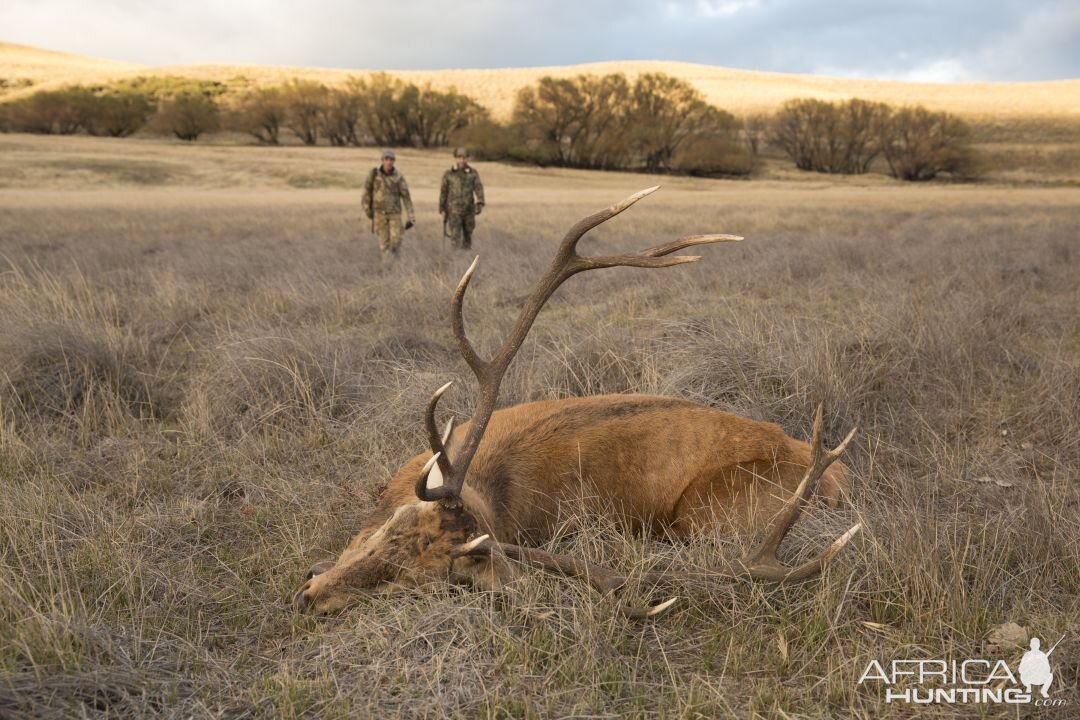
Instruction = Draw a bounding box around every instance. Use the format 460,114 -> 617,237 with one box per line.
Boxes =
2,41 -> 1078,121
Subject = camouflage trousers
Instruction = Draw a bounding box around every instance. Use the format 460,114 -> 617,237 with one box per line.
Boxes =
445,212 -> 476,249
373,212 -> 403,255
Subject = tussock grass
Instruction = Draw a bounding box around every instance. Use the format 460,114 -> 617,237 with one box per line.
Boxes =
0,137 -> 1077,717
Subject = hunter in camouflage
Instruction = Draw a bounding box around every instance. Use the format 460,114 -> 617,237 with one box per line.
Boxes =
438,147 -> 485,250
363,149 -> 416,257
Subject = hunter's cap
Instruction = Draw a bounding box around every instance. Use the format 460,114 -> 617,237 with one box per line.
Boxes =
381,148 -> 396,160
452,147 -> 468,158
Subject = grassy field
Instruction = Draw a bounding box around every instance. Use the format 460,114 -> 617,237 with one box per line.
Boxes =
4,41 -> 1080,122
0,135 -> 1077,718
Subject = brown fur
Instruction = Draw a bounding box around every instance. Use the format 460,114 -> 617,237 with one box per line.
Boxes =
295,394 -> 848,613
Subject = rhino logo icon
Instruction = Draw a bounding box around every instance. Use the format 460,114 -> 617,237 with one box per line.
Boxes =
1018,635 -> 1064,699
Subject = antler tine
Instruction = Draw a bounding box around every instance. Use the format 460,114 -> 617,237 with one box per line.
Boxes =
640,233 -> 744,257
577,234 -> 744,272
424,381 -> 454,459
447,404 -> 860,614
451,256 -> 486,377
417,381 -> 457,502
558,185 -> 661,254
453,536 -> 679,620
737,404 -> 860,582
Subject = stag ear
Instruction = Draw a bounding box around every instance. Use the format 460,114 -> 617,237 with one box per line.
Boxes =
425,460 -> 445,490
424,418 -> 456,490
307,561 -> 336,580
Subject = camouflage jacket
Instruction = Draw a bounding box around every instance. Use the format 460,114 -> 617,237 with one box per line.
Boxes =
363,167 -> 415,220
439,164 -> 485,215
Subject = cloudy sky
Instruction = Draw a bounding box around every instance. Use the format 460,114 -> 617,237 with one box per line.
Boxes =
2,0 -> 1077,82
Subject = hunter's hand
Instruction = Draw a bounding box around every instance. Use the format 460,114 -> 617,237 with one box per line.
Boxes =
475,205 -> 483,216
405,220 -> 415,230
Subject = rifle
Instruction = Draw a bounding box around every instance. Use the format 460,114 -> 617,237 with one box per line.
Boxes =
365,167 -> 376,235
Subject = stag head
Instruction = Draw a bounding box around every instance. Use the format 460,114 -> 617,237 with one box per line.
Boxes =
293,488 -> 484,614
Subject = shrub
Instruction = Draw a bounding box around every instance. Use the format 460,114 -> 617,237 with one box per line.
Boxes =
742,112 -> 770,156
771,98 -> 889,174
349,74 -> 486,148
508,71 -> 745,174
2,87 -> 96,134
408,84 -> 488,147
671,134 -> 757,177
107,75 -> 227,101
320,86 -> 364,146
448,117 -> 522,161
84,91 -> 153,138
880,106 -> 982,181
280,79 -> 327,146
0,77 -> 34,91
351,73 -> 409,146
155,92 -> 220,141
840,99 -> 890,173
228,87 -> 289,145
512,74 -> 632,168
630,73 -> 733,172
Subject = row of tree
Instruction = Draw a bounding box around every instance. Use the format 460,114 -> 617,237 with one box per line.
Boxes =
0,87 -> 155,137
767,98 -> 981,180
435,75 -> 980,180
230,75 -> 487,147
0,74 -> 981,181
0,75 -> 487,147
493,72 -> 753,175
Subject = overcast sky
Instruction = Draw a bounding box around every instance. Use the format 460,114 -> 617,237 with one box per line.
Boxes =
2,0 -> 1077,82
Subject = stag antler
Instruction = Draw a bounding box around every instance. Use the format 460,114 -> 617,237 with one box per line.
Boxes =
415,186 -> 742,503
453,405 -> 860,618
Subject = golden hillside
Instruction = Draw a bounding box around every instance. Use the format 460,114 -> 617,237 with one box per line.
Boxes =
2,41 -> 1077,120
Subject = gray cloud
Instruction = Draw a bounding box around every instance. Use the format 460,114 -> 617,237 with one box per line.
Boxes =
1,0 -> 1076,81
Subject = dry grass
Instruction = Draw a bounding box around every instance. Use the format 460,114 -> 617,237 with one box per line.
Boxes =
3,41 -> 1080,122
0,135 -> 1078,718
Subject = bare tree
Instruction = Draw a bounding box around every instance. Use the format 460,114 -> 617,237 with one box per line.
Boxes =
229,87 -> 288,145
631,73 -> 727,172
282,80 -> 327,146
156,92 -> 220,142
838,99 -> 890,173
85,91 -> 153,138
320,86 -> 365,147
742,112 -> 770,156
4,87 -> 96,134
880,106 -> 981,181
771,98 -> 888,174
352,73 -> 411,146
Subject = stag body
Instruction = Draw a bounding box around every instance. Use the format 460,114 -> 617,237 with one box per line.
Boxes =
295,187 -> 860,616
297,396 -> 849,613
376,395 -> 847,544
